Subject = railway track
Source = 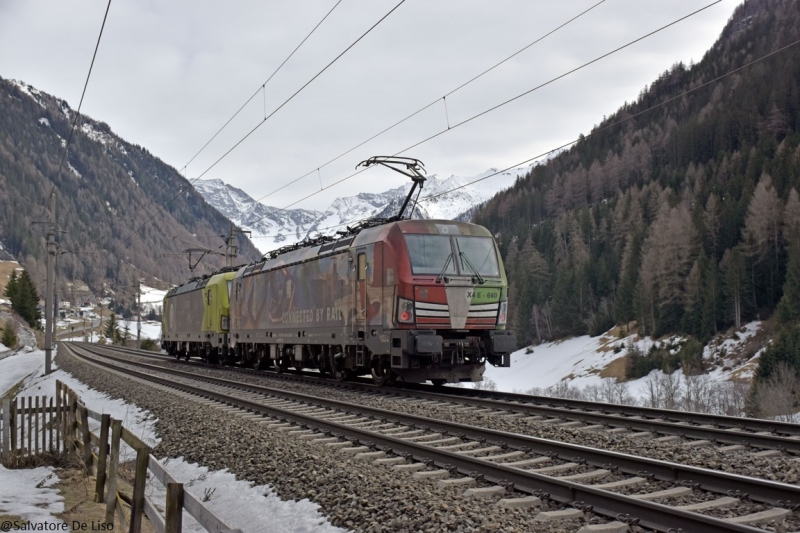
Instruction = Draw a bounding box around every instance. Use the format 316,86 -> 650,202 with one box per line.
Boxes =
62,342 -> 800,532
99,343 -> 800,456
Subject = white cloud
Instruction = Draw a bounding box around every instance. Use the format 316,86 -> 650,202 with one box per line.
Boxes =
0,0 -> 734,210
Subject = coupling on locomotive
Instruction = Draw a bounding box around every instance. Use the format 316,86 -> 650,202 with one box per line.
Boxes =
161,157 -> 516,385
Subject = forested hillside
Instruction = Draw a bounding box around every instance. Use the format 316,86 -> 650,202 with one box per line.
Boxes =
0,78 -> 261,297
474,0 -> 800,348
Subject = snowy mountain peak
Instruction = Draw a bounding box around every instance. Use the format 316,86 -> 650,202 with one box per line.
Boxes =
195,164 -> 532,254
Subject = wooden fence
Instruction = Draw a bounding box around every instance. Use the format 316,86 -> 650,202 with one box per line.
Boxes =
1,394 -> 61,457
1,380 -> 241,533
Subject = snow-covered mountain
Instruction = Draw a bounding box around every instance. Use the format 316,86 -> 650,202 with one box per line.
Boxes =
195,166 -> 532,254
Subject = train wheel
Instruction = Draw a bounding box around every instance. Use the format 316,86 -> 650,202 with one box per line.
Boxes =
276,359 -> 289,374
371,358 -> 394,387
430,379 -> 446,387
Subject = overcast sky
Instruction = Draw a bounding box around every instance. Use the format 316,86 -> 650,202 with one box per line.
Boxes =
0,1 -> 736,212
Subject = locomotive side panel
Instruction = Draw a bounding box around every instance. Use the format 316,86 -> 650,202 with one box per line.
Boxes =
232,250 -> 355,343
163,289 -> 204,343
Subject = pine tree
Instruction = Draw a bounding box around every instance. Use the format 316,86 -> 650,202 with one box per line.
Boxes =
1,321 -> 17,349
756,326 -> 800,381
777,238 -> 800,324
4,270 -> 41,328
3,271 -> 18,303
700,255 -> 721,336
104,311 -> 120,343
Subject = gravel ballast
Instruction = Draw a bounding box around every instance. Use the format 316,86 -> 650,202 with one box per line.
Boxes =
57,350 -> 654,533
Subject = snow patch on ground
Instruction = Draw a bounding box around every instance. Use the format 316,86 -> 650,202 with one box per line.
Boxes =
118,319 -> 161,340
484,322 -> 763,403
10,79 -> 46,109
0,466 -> 63,523
68,162 -> 81,178
147,458 -> 347,533
0,348 -> 349,532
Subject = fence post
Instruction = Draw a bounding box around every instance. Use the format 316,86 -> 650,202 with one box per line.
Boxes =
165,483 -> 184,533
129,446 -> 150,533
2,399 -> 9,462
104,419 -> 122,526
79,405 -> 92,473
69,393 -> 78,459
10,397 -> 17,453
95,414 -> 110,503
48,397 -> 53,452
34,396 -> 40,455
26,397 -> 31,456
56,382 -> 63,452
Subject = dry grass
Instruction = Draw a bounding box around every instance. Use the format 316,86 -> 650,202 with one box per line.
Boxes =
2,450 -> 156,532
599,355 -> 629,380
0,261 -> 20,297
55,461 -> 156,533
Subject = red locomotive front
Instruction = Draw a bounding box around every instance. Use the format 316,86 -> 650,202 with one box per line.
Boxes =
229,218 -> 514,385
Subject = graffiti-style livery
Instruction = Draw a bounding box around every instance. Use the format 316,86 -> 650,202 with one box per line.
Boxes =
163,219 -> 514,384
163,218 -> 514,385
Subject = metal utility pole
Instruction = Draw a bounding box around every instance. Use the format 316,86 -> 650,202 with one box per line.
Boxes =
225,225 -> 250,267
136,280 -> 141,350
44,192 -> 56,375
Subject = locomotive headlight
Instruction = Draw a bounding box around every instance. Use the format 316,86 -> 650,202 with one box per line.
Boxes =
497,301 -> 507,325
397,298 -> 415,324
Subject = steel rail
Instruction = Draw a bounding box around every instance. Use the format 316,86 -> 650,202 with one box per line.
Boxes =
65,342 -> 800,507
99,343 -> 800,453
62,342 -> 775,533
399,382 -> 800,437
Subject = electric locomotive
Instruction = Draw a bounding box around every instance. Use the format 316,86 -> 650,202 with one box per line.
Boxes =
162,157 -> 516,385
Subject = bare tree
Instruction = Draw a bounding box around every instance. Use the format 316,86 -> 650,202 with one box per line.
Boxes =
683,374 -> 714,413
720,247 -> 746,329
752,362 -> 798,422
742,173 -> 783,289
784,188 -> 800,242
704,193 -> 721,258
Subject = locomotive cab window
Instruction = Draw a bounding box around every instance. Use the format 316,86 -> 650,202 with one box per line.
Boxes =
454,236 -> 500,277
404,234 -> 500,277
404,235 -> 455,275
357,253 -> 367,281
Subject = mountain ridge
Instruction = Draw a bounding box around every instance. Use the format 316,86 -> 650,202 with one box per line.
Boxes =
0,77 -> 262,301
195,166 -> 531,254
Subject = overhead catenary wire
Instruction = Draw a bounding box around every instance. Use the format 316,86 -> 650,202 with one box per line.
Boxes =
187,0 -> 407,185
180,0 -> 343,173
416,35 -> 800,205
54,0 -> 112,189
250,14 -> 800,244
68,0 -> 404,256
265,0 -> 721,217
251,0 -> 607,205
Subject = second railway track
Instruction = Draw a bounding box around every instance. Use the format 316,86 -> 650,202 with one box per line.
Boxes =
98,342 -> 800,456
63,342 -> 800,532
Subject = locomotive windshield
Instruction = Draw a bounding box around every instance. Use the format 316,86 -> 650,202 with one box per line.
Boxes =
404,235 -> 456,275
454,236 -> 500,277
404,234 -> 500,277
